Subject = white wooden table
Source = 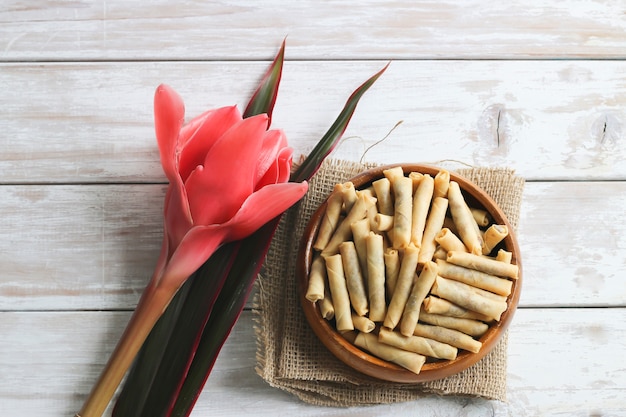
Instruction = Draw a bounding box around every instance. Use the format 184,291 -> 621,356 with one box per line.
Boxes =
1,2 -> 625,416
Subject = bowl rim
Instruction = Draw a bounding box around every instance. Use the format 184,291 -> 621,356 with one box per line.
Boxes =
296,163 -> 522,383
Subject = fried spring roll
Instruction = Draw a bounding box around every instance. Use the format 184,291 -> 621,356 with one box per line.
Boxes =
351,218 -> 371,284
410,174 -> 434,247
423,296 -> 492,322
408,171 -> 424,193
372,177 -> 393,216
358,186 -> 375,199
482,224 -> 509,255
339,241 -> 368,316
351,313 -> 376,333
313,183 -> 344,251
413,323 -> 482,353
447,250 -> 519,280
322,193 -> 377,256
433,169 -> 450,200
366,232 -> 387,322
383,166 -> 405,183
436,259 -> 513,296
305,255 -> 326,302
418,312 -> 489,338
496,249 -> 513,264
448,181 -> 483,255
340,181 -> 358,213
435,228 -> 468,253
384,244 -> 419,329
418,197 -> 449,264
384,248 -> 401,298
373,213 -> 394,232
433,246 -> 448,260
355,332 -> 426,375
319,286 -> 335,320
392,175 -> 413,248
470,207 -> 491,227
399,260 -> 438,336
378,328 -> 457,361
324,254 -> 353,332
431,276 -> 508,321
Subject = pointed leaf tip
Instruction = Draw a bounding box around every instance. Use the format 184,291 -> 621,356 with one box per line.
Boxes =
243,40 -> 286,123
291,62 -> 390,183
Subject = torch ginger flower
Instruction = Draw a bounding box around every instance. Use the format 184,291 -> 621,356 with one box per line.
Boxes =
77,84 -> 307,417
153,84 -> 307,290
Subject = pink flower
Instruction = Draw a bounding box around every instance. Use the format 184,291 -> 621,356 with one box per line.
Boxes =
152,84 -> 308,290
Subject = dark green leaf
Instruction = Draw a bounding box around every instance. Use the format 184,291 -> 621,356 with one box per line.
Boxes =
138,242 -> 239,417
112,278 -> 192,416
291,62 -> 389,183
169,220 -> 279,416
112,243 -> 239,417
243,39 -> 286,122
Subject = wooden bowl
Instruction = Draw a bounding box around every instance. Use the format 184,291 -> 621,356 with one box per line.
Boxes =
296,163 -> 522,383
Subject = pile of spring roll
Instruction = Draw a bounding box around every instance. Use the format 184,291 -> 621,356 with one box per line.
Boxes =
305,166 -> 519,375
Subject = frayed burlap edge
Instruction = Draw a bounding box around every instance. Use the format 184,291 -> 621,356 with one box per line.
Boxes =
253,159 -> 524,407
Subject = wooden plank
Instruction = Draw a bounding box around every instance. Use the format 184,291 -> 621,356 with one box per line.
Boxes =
1,0 -> 625,61
1,181 -> 625,310
0,184 -> 165,310
0,308 -> 624,416
1,60 -> 626,183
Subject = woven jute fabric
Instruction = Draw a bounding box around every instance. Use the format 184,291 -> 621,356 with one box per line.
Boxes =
253,159 -> 524,407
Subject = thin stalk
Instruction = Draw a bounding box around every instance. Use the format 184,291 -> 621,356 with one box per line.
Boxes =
76,280 -> 176,417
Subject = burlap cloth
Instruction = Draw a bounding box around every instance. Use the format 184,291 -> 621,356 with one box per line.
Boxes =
253,159 -> 524,407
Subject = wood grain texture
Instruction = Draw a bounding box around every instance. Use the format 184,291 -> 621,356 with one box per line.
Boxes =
0,309 -> 624,417
2,1 -> 625,415
2,60 -> 626,183
1,0 -> 625,61
1,182 -> 625,310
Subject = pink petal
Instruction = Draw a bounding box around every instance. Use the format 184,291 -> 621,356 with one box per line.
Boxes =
163,179 -> 194,253
159,226 -> 229,289
253,129 -> 289,185
224,181 -> 308,241
154,84 -> 185,183
160,181 -> 307,289
184,114 -> 269,226
178,106 -> 242,182
255,146 -> 293,190
179,109 -> 212,143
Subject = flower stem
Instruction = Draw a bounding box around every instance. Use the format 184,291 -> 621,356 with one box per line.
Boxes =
76,281 -> 174,417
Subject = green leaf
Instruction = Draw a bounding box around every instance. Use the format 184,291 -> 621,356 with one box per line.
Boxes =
112,278 -> 191,416
138,243 -> 239,417
169,220 -> 279,416
291,62 -> 389,183
243,39 -> 286,123
112,243 -> 239,417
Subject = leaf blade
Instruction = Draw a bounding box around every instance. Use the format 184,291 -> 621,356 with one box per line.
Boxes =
112,243 -> 239,417
291,62 -> 389,183
243,39 -> 286,122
